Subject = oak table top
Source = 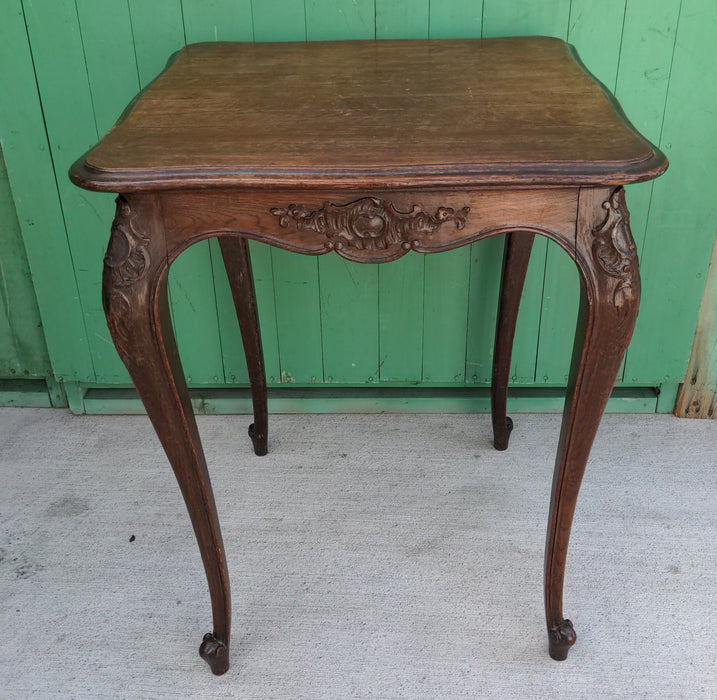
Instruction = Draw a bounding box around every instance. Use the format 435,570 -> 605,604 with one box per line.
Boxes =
70,37 -> 667,675
71,37 -> 666,191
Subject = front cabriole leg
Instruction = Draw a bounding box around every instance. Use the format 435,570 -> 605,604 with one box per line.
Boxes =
545,187 -> 640,660
103,195 -> 231,674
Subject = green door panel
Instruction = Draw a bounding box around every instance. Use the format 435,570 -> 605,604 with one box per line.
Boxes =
1,0 -> 712,407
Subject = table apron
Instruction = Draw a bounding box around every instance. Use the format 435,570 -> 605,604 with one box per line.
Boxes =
150,187 -> 580,264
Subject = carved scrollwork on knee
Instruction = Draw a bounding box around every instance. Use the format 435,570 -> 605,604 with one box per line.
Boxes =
591,187 -> 638,313
102,196 -> 151,359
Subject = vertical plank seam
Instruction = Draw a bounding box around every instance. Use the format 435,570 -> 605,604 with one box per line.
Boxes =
613,0 -> 629,93
72,0 -> 100,141
247,0 -> 256,41
207,239 -> 227,384
124,0 -> 143,88
462,245 -> 475,385
19,0 -> 98,381
316,257 -> 327,383
531,238 -> 551,384
641,0 -> 683,246
178,0 -> 188,45
268,248 -> 284,385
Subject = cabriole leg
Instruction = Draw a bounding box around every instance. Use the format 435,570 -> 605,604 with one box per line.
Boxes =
219,236 -> 268,456
103,195 -> 231,675
491,231 -> 535,450
545,187 -> 640,660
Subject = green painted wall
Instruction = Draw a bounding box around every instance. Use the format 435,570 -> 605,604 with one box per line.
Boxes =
0,144 -> 51,380
0,0 -> 715,408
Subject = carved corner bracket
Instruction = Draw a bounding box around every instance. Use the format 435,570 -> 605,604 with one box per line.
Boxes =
103,196 -> 151,356
271,197 -> 470,254
591,187 -> 638,312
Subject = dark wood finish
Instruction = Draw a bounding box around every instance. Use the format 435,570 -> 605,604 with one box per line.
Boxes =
491,232 -> 535,450
70,38 -> 665,192
545,186 -> 641,660
70,39 -> 667,674
102,194 -> 231,674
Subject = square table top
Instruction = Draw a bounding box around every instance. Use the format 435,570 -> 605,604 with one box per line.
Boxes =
70,37 -> 666,192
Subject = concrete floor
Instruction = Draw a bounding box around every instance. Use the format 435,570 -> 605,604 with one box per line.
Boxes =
0,408 -> 715,698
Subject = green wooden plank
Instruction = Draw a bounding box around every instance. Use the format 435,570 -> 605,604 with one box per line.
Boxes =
128,0 -> 185,87
0,379 -> 52,408
0,0 -> 94,382
465,237 -> 502,385
376,0 -> 429,39
534,241 -> 578,386
428,0 -> 483,38
74,0 -> 141,383
0,144 -> 51,378
246,242 -> 281,384
0,293 -> 18,375
422,248 -> 471,383
535,1 -> 626,386
615,0 -> 681,254
510,237 -> 546,383
624,0 -> 717,385
481,0 -> 570,38
17,0 -> 112,385
319,256 -> 379,383
75,0 -> 140,133
182,0 -> 254,42
465,232 -> 544,386
305,0 -> 375,40
209,240 -> 282,386
378,254 -> 424,382
272,250 -> 323,383
567,0 -> 625,90
608,0 -> 681,384
252,0 -> 306,41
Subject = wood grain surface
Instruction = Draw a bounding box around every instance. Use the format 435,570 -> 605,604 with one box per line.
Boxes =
71,37 -> 666,191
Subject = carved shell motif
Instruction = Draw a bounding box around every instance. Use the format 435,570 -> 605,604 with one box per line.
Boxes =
271,197 -> 470,251
592,187 -> 636,311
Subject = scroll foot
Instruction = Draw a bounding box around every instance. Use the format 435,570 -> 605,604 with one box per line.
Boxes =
199,632 -> 229,675
548,619 -> 577,660
248,423 -> 267,456
493,416 -> 514,451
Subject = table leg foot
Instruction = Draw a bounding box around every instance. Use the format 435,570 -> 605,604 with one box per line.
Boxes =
199,632 -> 230,675
548,619 -> 576,660
248,423 -> 267,456
493,416 -> 514,451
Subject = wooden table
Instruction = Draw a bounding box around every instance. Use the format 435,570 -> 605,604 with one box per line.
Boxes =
70,37 -> 667,674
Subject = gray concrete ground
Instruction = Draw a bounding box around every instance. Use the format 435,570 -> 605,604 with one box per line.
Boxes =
0,408 -> 715,698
